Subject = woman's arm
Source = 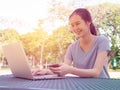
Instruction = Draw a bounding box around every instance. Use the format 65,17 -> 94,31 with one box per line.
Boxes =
67,51 -> 108,78
64,58 -> 72,65
51,51 -> 108,78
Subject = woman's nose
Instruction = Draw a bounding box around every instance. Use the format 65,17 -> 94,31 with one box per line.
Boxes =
73,25 -> 79,31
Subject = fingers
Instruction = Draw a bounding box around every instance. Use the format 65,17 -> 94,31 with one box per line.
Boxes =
32,69 -> 40,75
32,69 -> 54,76
32,69 -> 37,75
49,63 -> 68,76
46,69 -> 54,75
49,67 -> 61,75
32,69 -> 46,76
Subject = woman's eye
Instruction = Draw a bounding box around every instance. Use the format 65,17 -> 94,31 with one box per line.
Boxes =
70,24 -> 74,28
70,22 -> 81,28
76,22 -> 80,26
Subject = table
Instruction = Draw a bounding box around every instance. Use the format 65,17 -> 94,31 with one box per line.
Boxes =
0,74 -> 120,90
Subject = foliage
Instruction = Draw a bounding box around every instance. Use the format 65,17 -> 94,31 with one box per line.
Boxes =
44,26 -> 74,63
87,3 -> 120,64
48,0 -> 72,22
0,29 -> 20,62
0,2 -> 120,68
20,28 -> 48,65
0,29 -> 20,43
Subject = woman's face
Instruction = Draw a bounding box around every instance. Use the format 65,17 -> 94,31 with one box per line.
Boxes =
69,14 -> 91,37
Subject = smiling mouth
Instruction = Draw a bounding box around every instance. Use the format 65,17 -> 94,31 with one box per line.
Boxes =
76,30 -> 82,34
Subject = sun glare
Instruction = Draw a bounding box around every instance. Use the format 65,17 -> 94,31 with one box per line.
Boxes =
0,0 -> 120,34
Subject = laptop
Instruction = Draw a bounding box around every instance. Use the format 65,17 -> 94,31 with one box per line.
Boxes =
2,42 -> 64,80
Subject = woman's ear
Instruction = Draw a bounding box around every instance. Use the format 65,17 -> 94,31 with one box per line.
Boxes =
87,21 -> 91,26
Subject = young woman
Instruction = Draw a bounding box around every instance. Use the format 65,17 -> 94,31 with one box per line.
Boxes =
32,8 -> 110,78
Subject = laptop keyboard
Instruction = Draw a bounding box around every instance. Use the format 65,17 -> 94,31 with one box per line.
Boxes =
33,74 -> 59,79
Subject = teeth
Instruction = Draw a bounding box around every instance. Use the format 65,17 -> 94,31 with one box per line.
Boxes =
78,30 -> 82,32
77,30 -> 82,34
78,30 -> 81,33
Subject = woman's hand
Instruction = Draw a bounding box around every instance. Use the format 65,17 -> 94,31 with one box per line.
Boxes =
49,63 -> 71,76
32,69 -> 54,76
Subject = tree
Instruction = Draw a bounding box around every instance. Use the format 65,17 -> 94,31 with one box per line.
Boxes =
0,29 -> 20,66
0,29 -> 20,43
20,28 -> 48,67
88,3 -> 120,66
48,26 -> 74,63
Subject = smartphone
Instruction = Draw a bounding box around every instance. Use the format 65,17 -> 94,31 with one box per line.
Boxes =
47,64 -> 60,68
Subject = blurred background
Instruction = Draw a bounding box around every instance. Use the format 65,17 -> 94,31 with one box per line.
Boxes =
0,0 -> 120,78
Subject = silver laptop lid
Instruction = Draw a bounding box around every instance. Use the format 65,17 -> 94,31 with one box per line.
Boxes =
2,42 -> 33,79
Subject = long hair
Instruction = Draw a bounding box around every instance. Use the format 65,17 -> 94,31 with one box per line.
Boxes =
69,8 -> 97,35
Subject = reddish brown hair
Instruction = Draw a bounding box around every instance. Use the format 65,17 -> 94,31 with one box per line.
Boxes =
69,8 -> 97,35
